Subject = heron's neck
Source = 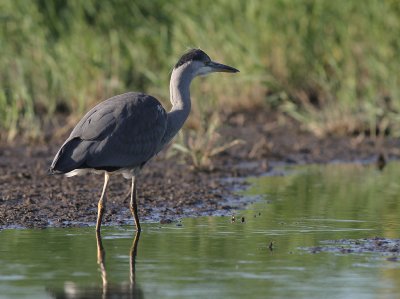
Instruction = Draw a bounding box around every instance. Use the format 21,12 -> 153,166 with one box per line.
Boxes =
163,66 -> 193,144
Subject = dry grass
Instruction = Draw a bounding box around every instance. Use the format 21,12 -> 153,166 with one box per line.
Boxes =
171,113 -> 245,171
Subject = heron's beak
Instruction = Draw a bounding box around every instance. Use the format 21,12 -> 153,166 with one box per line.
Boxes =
208,61 -> 239,73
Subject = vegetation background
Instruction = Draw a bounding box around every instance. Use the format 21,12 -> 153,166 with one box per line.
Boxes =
1,0 -> 399,141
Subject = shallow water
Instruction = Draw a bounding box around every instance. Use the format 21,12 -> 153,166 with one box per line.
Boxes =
1,162 -> 400,298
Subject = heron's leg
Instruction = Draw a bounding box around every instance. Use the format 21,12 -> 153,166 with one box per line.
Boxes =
130,176 -> 141,231
96,172 -> 110,233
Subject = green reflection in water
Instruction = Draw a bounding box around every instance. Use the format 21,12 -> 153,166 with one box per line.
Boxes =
1,162 -> 400,299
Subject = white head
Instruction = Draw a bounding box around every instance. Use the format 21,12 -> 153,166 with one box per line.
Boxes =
174,49 -> 239,78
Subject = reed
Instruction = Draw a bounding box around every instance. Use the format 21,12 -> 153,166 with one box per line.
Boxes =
1,0 -> 399,139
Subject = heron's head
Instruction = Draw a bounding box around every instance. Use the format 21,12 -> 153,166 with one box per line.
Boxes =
174,49 -> 239,77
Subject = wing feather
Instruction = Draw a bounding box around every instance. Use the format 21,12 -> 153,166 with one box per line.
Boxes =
50,92 -> 167,173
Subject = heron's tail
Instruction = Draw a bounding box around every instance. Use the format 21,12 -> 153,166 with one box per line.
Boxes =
49,138 -> 86,175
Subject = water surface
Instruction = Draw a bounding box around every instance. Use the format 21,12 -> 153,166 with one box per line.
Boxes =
1,162 -> 400,298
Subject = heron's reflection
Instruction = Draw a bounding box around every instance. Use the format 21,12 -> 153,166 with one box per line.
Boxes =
49,230 -> 143,299
96,230 -> 143,299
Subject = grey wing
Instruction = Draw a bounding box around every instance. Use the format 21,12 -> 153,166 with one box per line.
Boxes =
50,92 -> 167,173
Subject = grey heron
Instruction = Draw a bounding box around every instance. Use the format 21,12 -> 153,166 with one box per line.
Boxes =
49,49 -> 239,232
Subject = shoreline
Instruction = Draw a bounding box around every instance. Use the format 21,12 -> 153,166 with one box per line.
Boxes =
1,112 -> 399,229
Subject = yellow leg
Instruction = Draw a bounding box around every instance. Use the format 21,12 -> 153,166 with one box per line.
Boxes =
130,176 -> 141,231
96,172 -> 110,233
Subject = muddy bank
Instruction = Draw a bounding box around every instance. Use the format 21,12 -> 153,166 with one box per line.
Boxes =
1,110 -> 400,228
305,237 -> 400,260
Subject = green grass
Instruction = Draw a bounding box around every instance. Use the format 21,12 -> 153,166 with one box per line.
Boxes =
1,0 -> 399,140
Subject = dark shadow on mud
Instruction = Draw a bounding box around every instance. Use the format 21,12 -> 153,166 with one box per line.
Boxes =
47,231 -> 143,299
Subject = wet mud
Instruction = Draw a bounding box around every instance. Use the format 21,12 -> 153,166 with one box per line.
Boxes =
305,237 -> 400,259
1,110 -> 400,228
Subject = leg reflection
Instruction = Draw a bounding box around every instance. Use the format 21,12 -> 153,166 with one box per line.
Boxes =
96,231 -> 108,295
130,230 -> 141,288
95,230 -> 143,298
47,230 -> 143,298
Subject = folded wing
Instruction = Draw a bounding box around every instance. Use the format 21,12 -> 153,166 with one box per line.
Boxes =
50,92 -> 167,174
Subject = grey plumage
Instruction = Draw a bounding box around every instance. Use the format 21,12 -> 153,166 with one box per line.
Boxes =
49,49 -> 239,233
50,92 -> 167,175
